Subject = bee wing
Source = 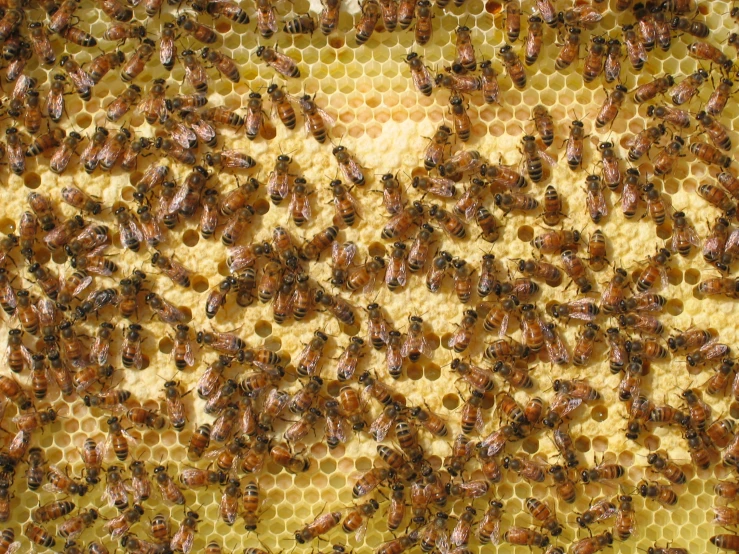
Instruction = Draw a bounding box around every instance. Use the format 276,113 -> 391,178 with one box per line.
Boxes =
498,313 -> 510,338
354,517 -> 369,543
475,407 -> 485,433
686,226 -> 701,247
6,541 -> 19,554
538,145 -> 558,166
491,520 -> 501,545
192,120 -> 217,143
400,335 -> 413,358
362,270 -> 379,295
464,197 -> 481,221
316,106 -> 336,127
419,336 -> 434,359
370,414 -> 392,442
713,506 -> 733,524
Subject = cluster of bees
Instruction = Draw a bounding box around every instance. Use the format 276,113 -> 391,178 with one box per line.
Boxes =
0,0 -> 735,547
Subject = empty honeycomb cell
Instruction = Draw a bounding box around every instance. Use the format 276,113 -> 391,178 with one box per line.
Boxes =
443,393 -> 460,410
517,225 -> 534,242
23,172 -> 41,189
192,275 -> 210,293
522,437 -> 539,454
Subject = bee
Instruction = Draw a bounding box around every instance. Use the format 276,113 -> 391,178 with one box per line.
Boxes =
578,35 -> 607,82
688,40 -> 732,69
103,466 -> 129,512
333,146 -> 365,186
399,315 -> 431,362
497,45 -> 527,90
494,392 -> 526,422
691,141 -> 731,169
555,26 -> 580,70
291,511 -> 342,545
318,0 -> 341,34
646,452 -> 687,485
453,25 -> 477,71
668,210 -> 700,257
355,0 -> 380,44
526,106 -> 555,149
633,75 -> 674,105
525,498 -> 562,536
170,511 -> 199,554
646,105 -> 690,130
242,92 -> 268,141
699,183 -> 736,216
472,60 -> 500,104
47,464 -> 87,496
26,23 -> 55,67
330,180 -> 359,227
707,359 -> 735,396
628,124 -> 666,163
413,0 -> 433,44
697,110 -> 732,151
705,77 -> 733,117
27,126 -> 67,158
652,136 -> 685,177
504,527 -> 549,548
519,15 -> 544,65
638,480 -> 678,506
571,532 -> 613,554
255,46 -> 300,78
596,85 -> 627,128
175,14 -> 217,44
671,68 -> 708,105
254,0 -> 278,37
670,13 -> 708,37
637,182 -> 667,226
150,465 -> 184,506
26,447 -> 46,491
4,127 -> 27,176
24,522 -> 55,549
262,86 -> 296,132
115,206 -> 144,252
474,254 -> 501,298
283,13 -> 316,34
621,24 -> 647,70
32,499 -> 75,524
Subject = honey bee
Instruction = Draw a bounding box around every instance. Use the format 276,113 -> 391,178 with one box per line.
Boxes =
633,75 -> 674,105
706,359 -> 735,396
331,145 -> 364,186
621,24 -> 647,69
520,15 -> 544,65
504,526 -> 549,548
596,85 -> 627,128
578,35 -> 606,82
524,498 -> 562,536
555,26 -> 581,70
27,126 -> 66,158
169,511 -> 199,554
451,25 -> 477,72
256,46 -> 300,78
571,532 -> 613,554
638,480 -> 678,506
687,40 -> 732,70
646,104 -> 690,129
667,210 -> 699,257
316,0 -> 341,34
412,0 -> 432,44
527,106 -> 555,149
652,136 -> 685,177
628,124 -> 666,162
47,463 -> 88,496
697,110 -> 732,151
703,77 -> 733,119
671,68 -> 708,105
699,183 -> 736,217
32,499 -> 75,524
355,0 -> 380,44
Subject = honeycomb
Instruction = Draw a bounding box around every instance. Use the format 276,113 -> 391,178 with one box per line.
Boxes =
0,0 -> 738,550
